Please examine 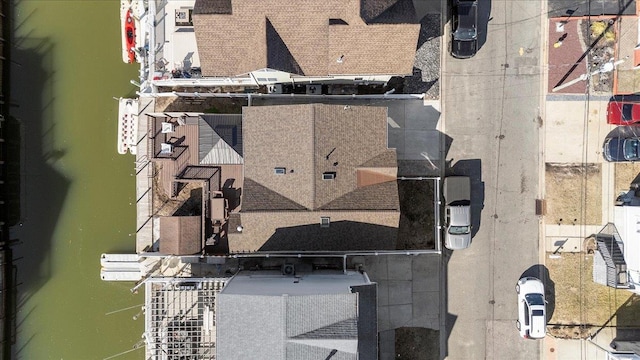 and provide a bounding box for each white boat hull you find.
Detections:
[117,98,139,155]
